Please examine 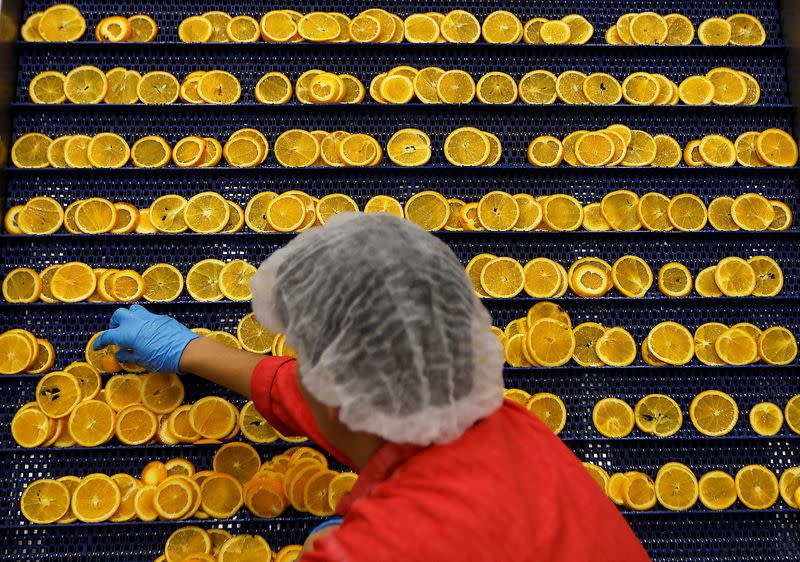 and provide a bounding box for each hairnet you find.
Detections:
[250,212,504,446]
